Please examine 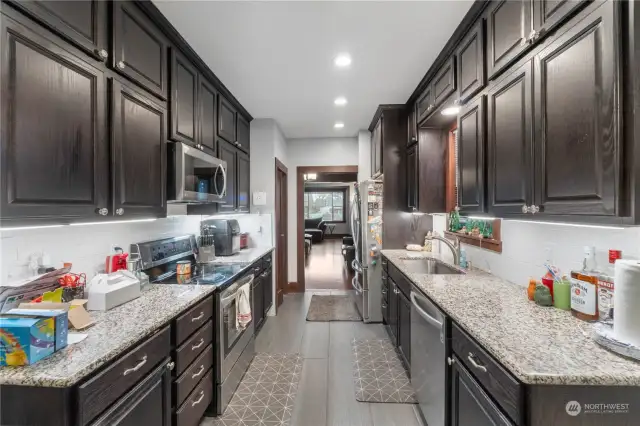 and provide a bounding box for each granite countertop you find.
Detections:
[381,249,640,386]
[0,284,217,387]
[211,246,274,264]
